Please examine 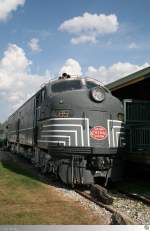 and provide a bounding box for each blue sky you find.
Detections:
[0,0,150,121]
